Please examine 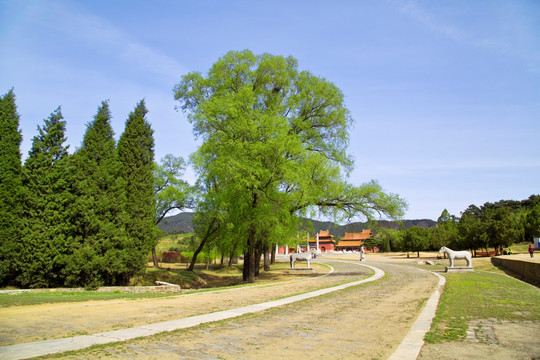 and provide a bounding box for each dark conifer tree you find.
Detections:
[118,100,156,277]
[0,89,23,285]
[18,107,72,287]
[66,101,129,287]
